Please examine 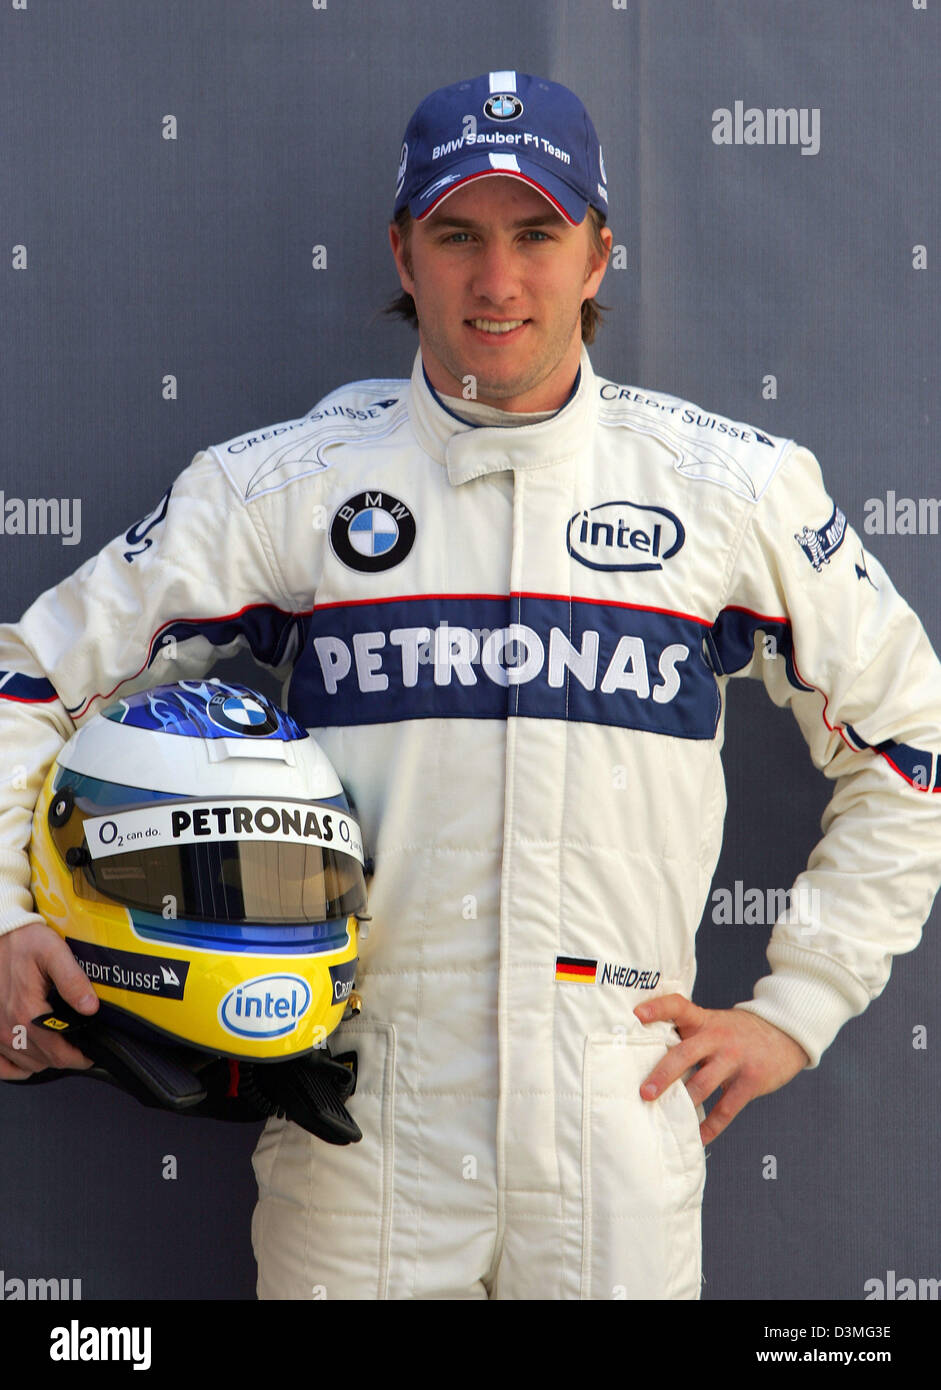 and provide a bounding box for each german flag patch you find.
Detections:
[555,956,598,984]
